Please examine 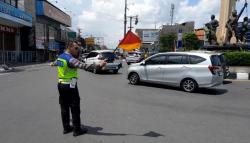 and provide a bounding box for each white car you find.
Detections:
[127,52,224,92]
[126,51,143,65]
[84,50,121,74]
